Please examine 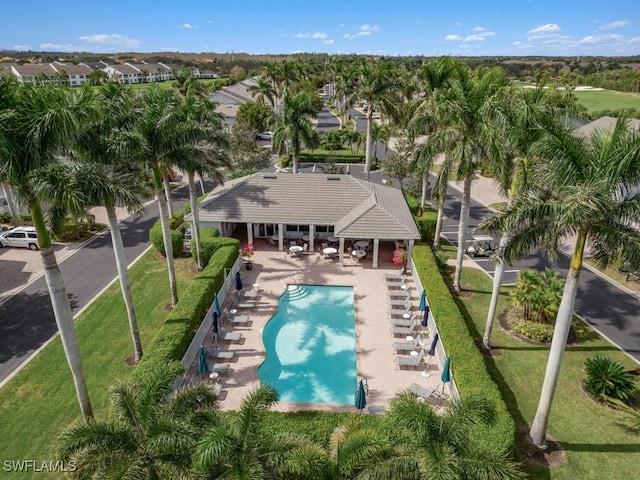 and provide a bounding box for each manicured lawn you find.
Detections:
[452,265,640,480]
[573,89,640,114]
[0,250,196,478]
